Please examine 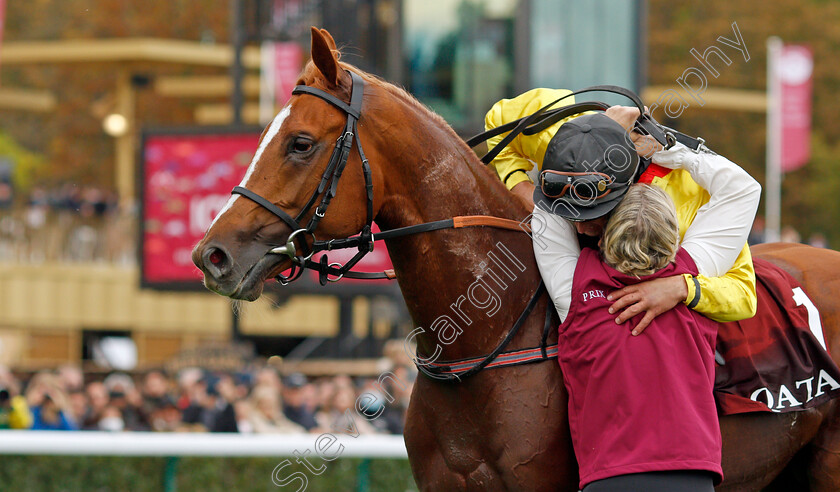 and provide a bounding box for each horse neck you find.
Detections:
[367,98,542,360]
